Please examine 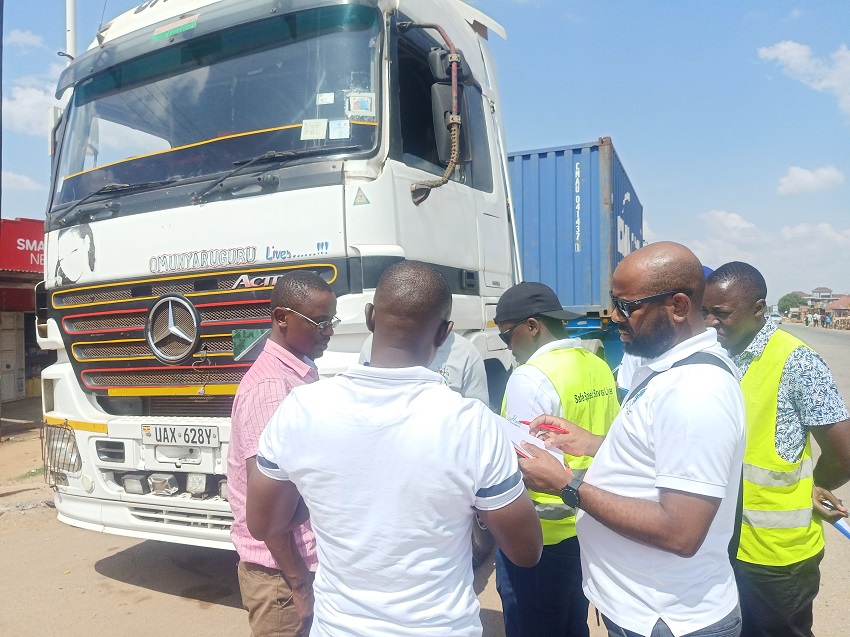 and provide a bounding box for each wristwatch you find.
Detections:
[560,475,583,509]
